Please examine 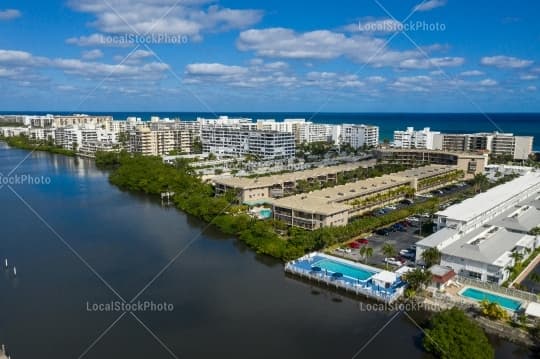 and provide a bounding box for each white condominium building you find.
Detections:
[129,126,193,156]
[393,127,441,149]
[433,132,534,160]
[201,126,295,160]
[256,118,339,144]
[416,171,540,285]
[340,124,379,149]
